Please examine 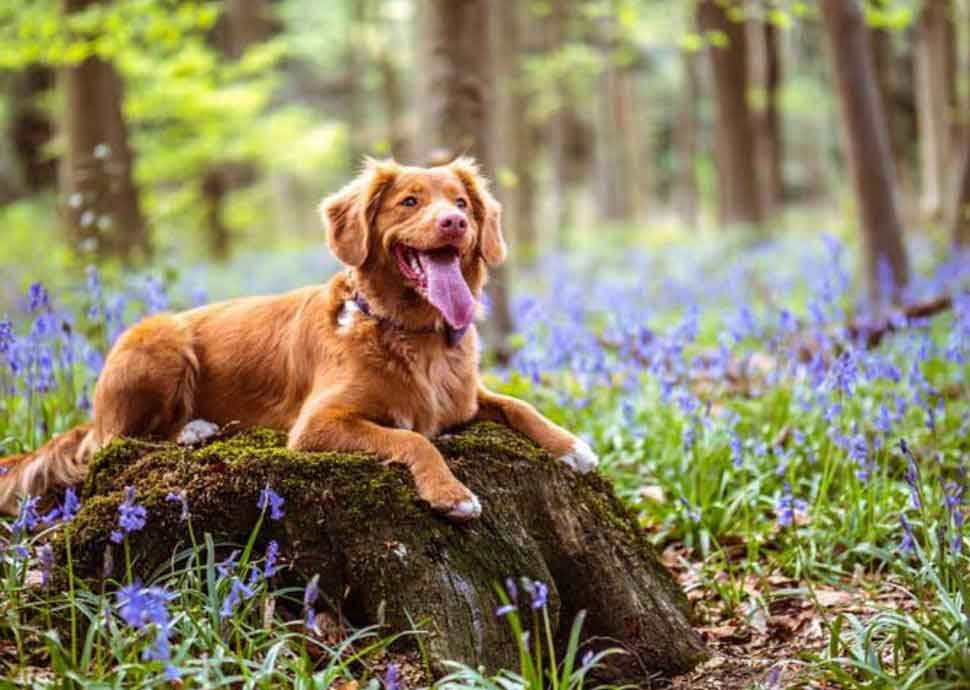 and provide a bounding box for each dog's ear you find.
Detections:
[320,159,398,267]
[450,157,506,266]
